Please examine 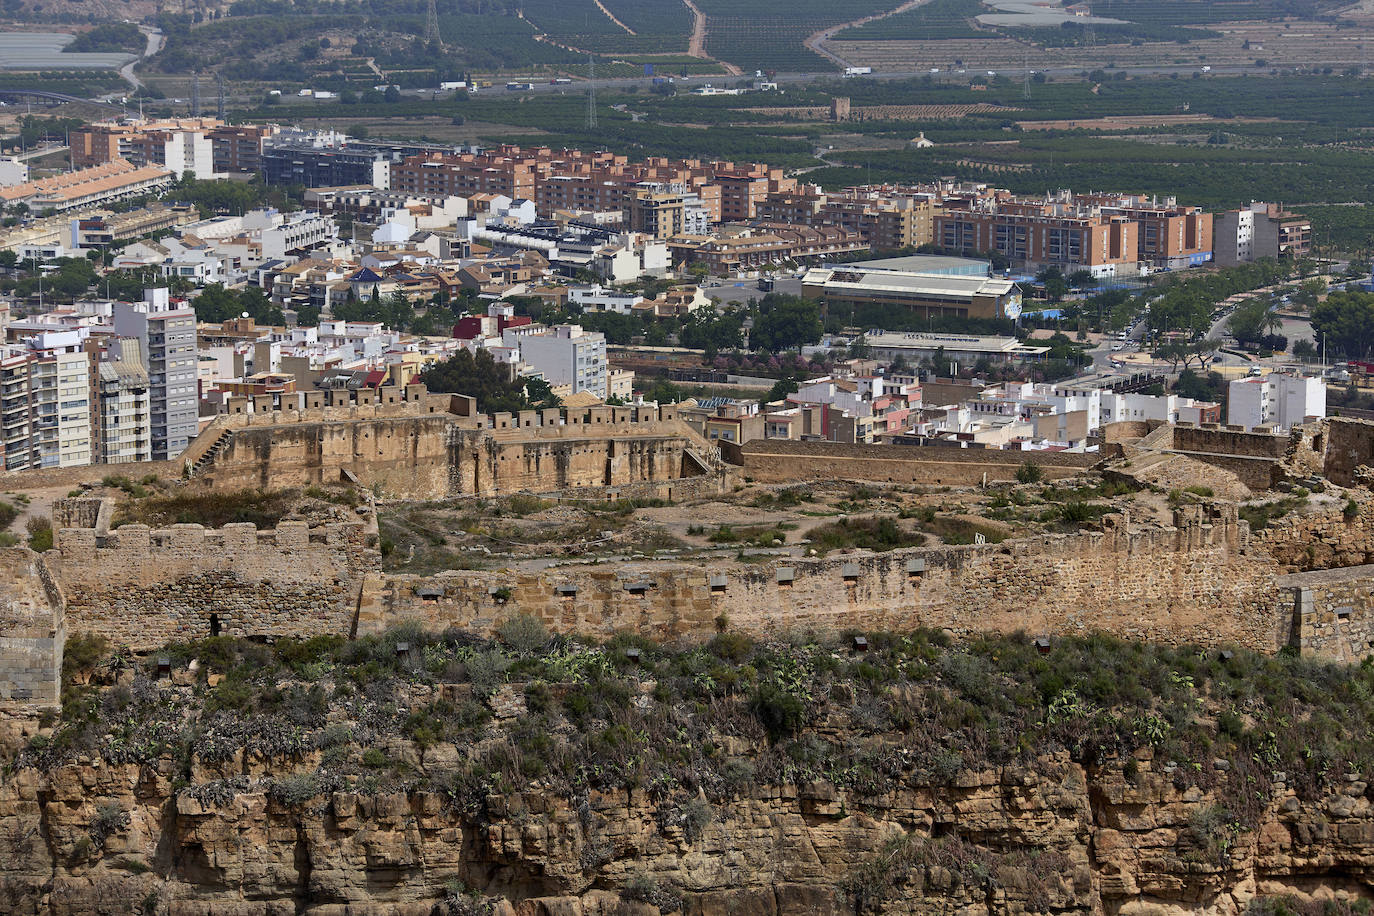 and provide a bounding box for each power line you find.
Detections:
[425,0,444,49]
